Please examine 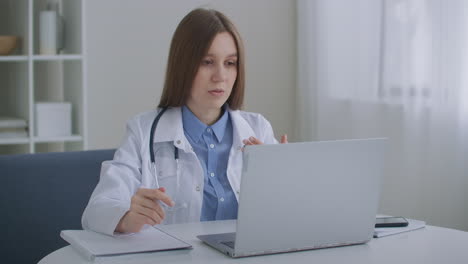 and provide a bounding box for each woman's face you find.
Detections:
[187,32,238,113]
